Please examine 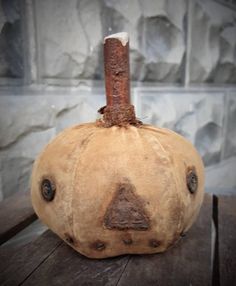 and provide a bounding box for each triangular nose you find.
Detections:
[104,182,150,230]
